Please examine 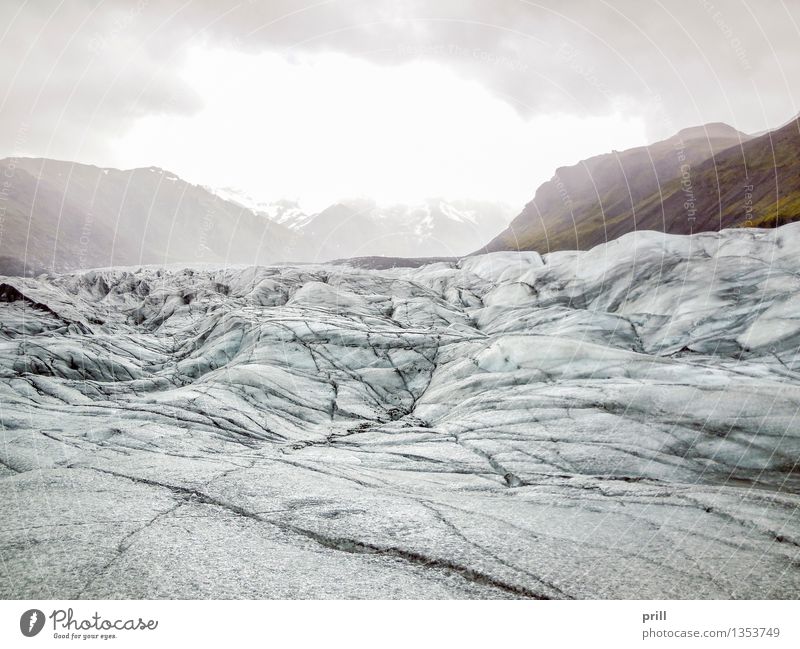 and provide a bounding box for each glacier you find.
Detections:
[1,224,799,599]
